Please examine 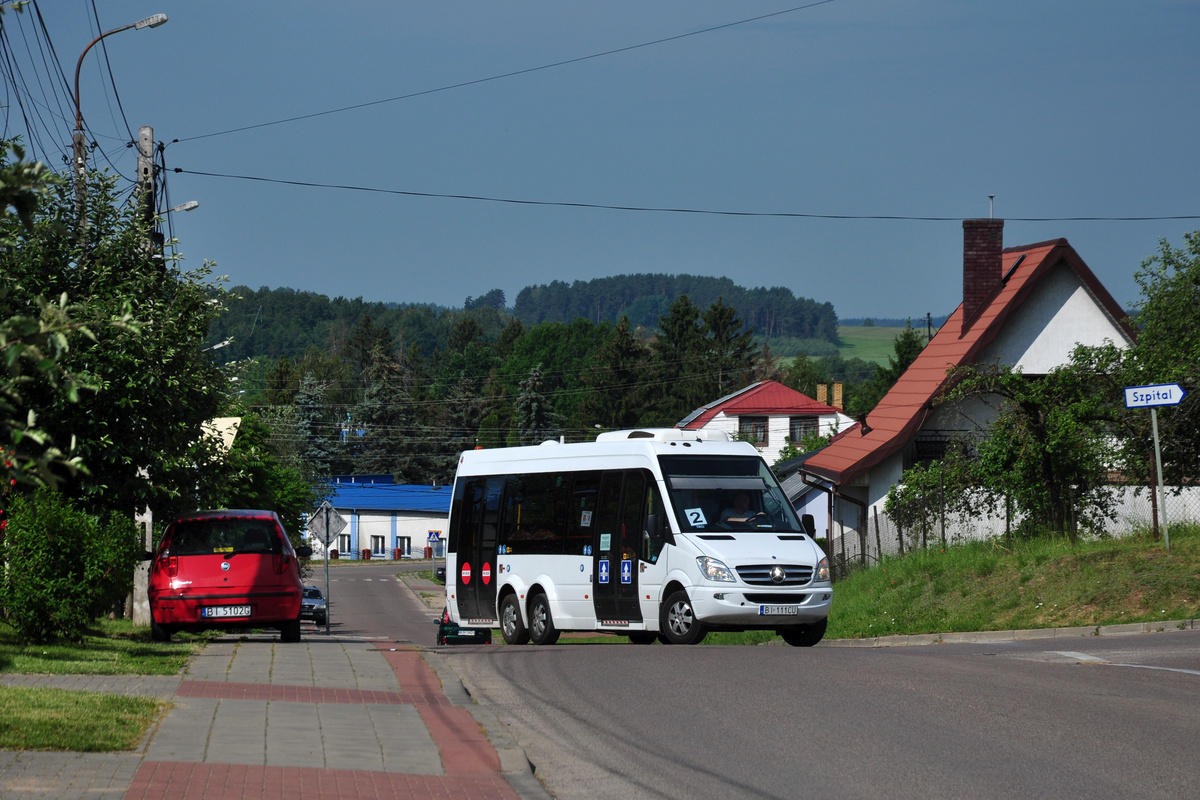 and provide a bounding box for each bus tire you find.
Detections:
[627,632,657,645]
[660,589,707,645]
[528,593,560,646]
[499,593,529,645]
[780,618,827,647]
